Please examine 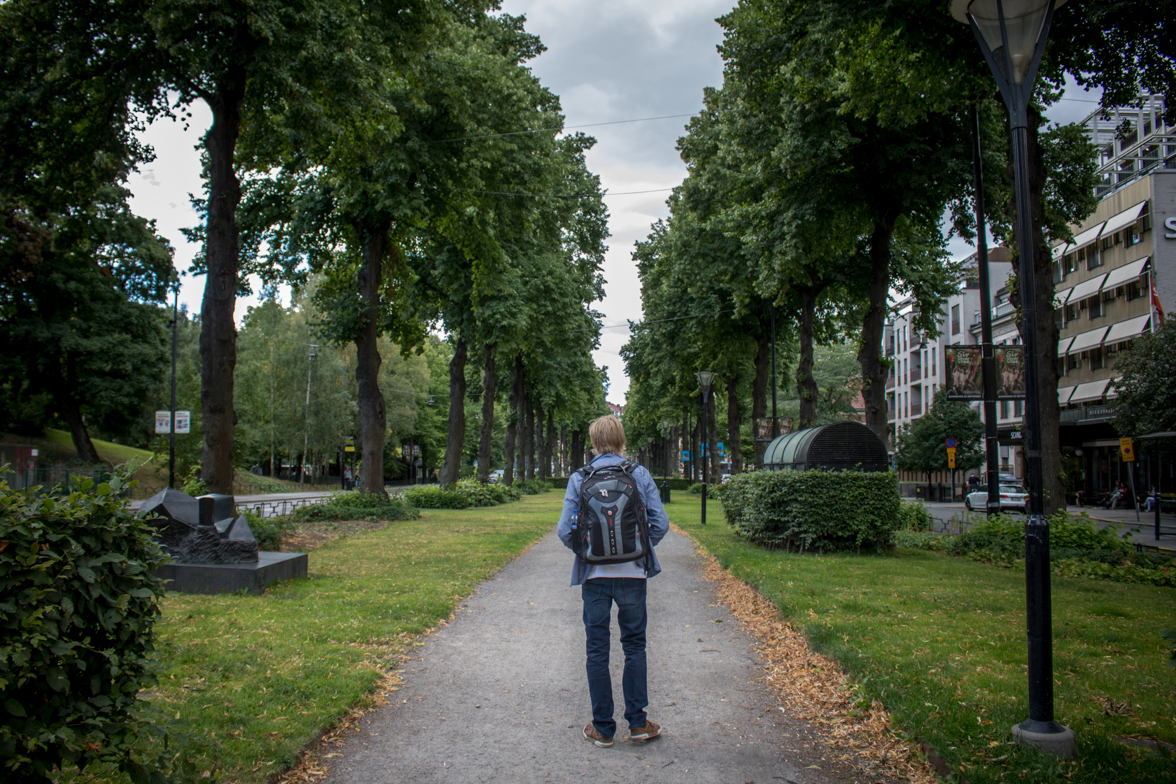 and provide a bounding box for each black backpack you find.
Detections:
[572,461,652,569]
